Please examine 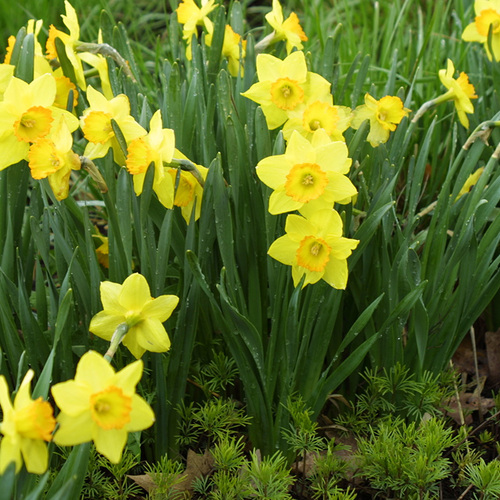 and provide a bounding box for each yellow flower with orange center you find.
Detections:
[28,116,81,200]
[81,86,146,165]
[241,51,330,130]
[51,351,155,464]
[256,130,357,214]
[265,0,308,54]
[46,1,87,89]
[437,59,477,128]
[283,98,352,142]
[462,0,500,61]
[125,109,176,208]
[351,93,410,147]
[0,370,56,474]
[268,209,359,289]
[0,73,79,171]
